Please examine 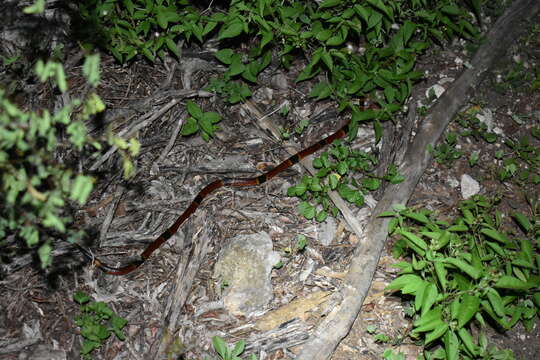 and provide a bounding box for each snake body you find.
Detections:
[82,121,350,275]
